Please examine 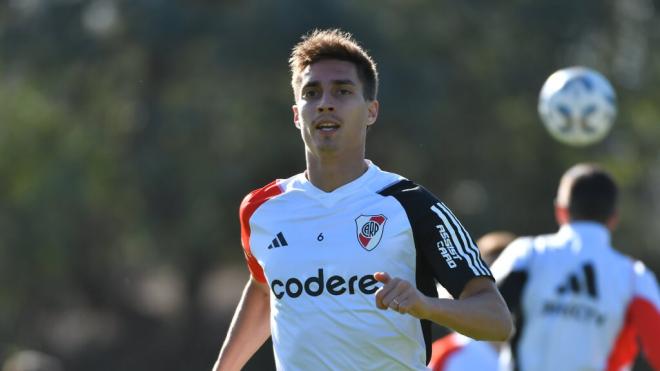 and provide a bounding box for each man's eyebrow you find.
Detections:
[333,79,356,86]
[301,81,320,90]
[301,79,357,90]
